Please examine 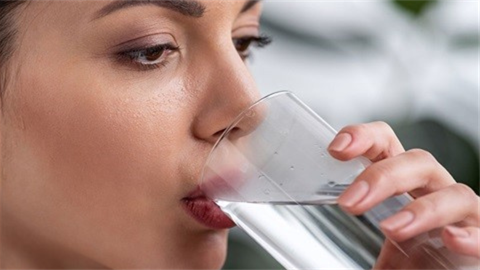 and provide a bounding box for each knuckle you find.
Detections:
[453,183,478,204]
[408,148,437,165]
[358,123,370,132]
[340,123,366,136]
[374,121,396,139]
[407,196,437,216]
[375,121,394,134]
[368,163,394,187]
